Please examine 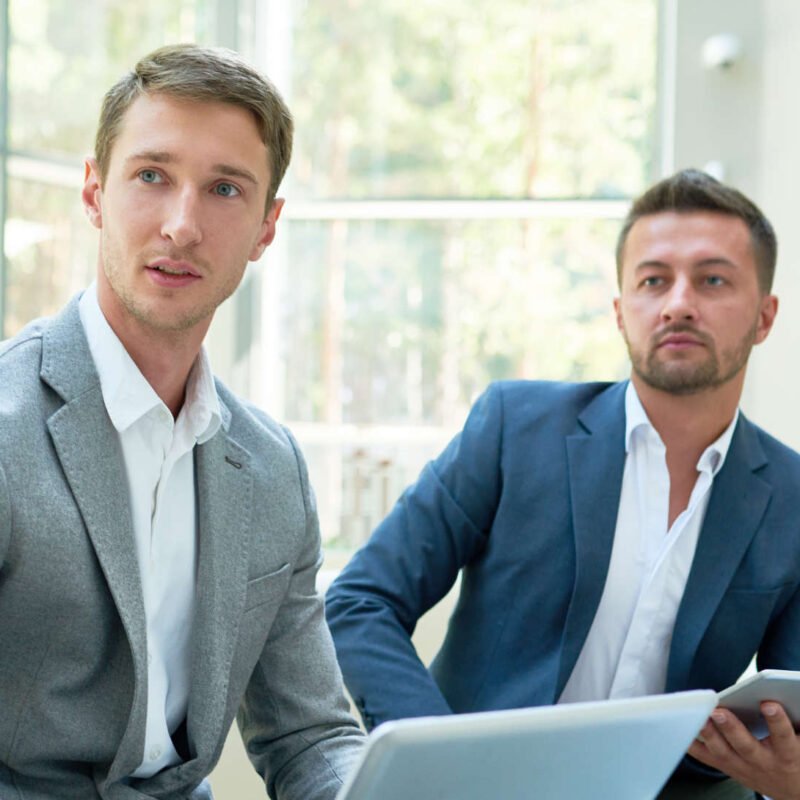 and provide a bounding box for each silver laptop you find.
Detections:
[337,690,717,800]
